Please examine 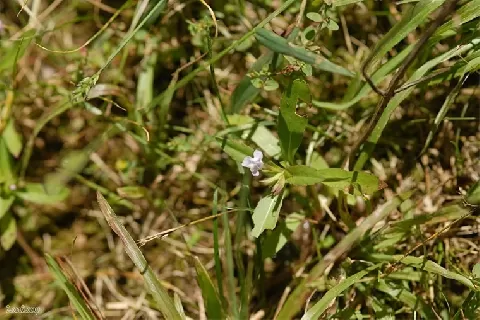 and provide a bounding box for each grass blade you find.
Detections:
[96,192,182,320]
[302,263,383,320]
[376,280,435,318]
[421,74,466,154]
[193,256,226,319]
[45,254,99,319]
[222,205,239,318]
[212,190,225,307]
[354,38,479,170]
[146,0,297,114]
[255,28,354,77]
[365,0,444,71]
[370,254,476,289]
[277,191,413,319]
